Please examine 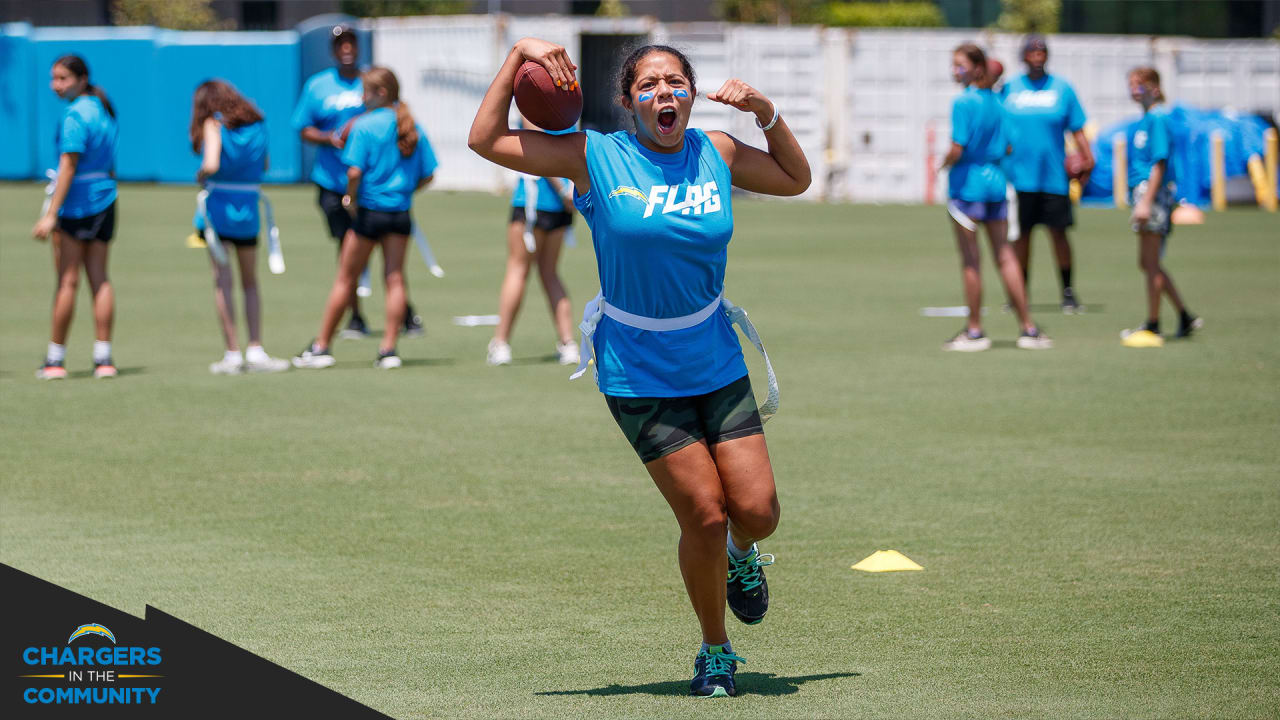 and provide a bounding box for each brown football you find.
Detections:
[1065,152,1089,180]
[513,61,582,132]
